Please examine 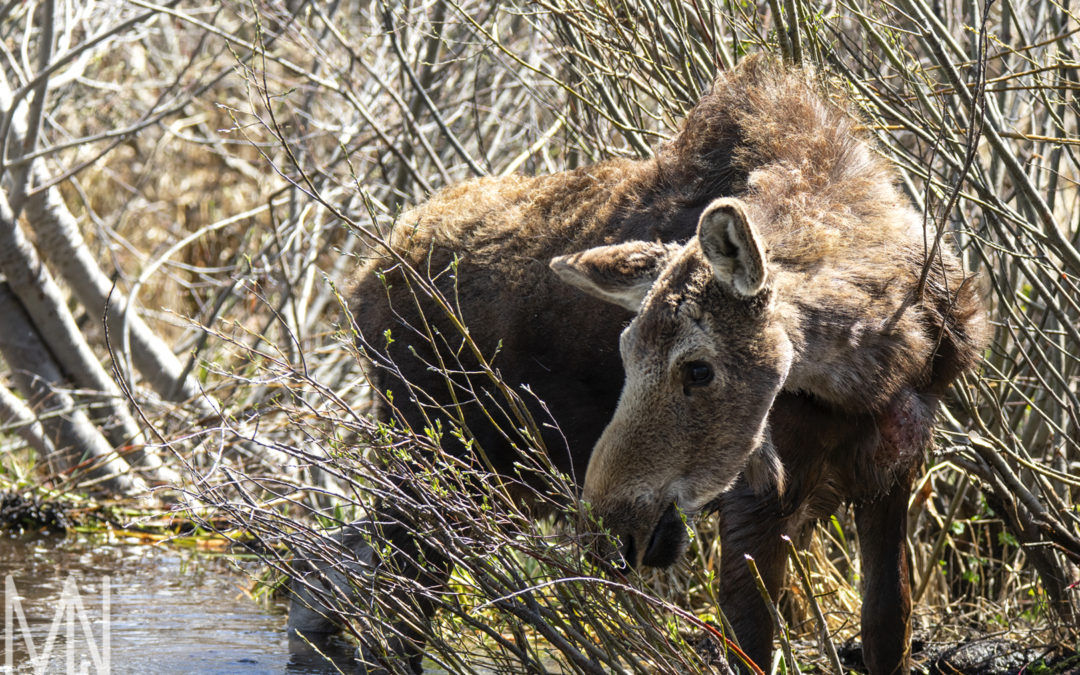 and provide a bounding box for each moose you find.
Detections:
[289,56,985,675]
